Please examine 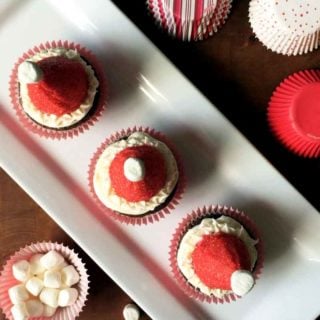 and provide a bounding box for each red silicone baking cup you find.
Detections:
[9,40,107,140]
[0,242,89,320]
[169,205,264,303]
[147,0,232,41]
[88,126,186,225]
[268,69,320,158]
